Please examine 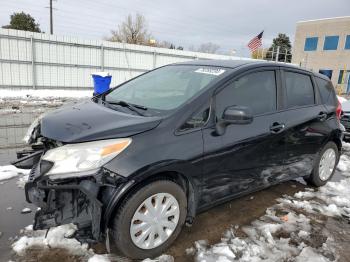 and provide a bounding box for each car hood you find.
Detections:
[40,100,162,143]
